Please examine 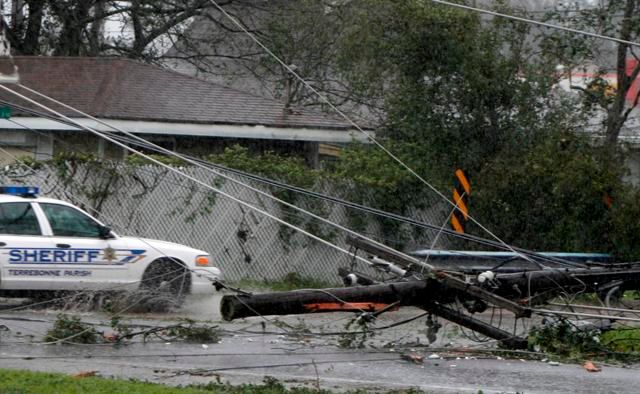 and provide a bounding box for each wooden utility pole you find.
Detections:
[220,263,640,349]
[221,279,529,349]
